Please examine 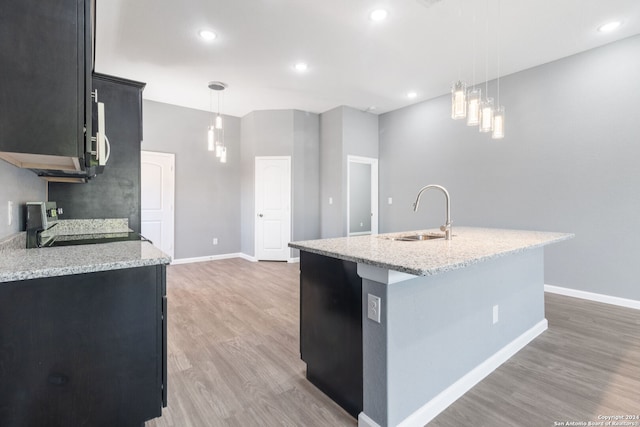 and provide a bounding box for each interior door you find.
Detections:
[347,156,379,236]
[141,151,175,260]
[255,156,291,261]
